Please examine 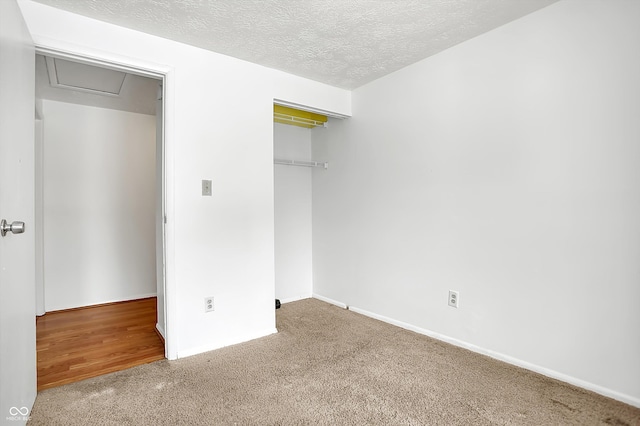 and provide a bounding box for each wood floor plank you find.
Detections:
[37,297,165,391]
